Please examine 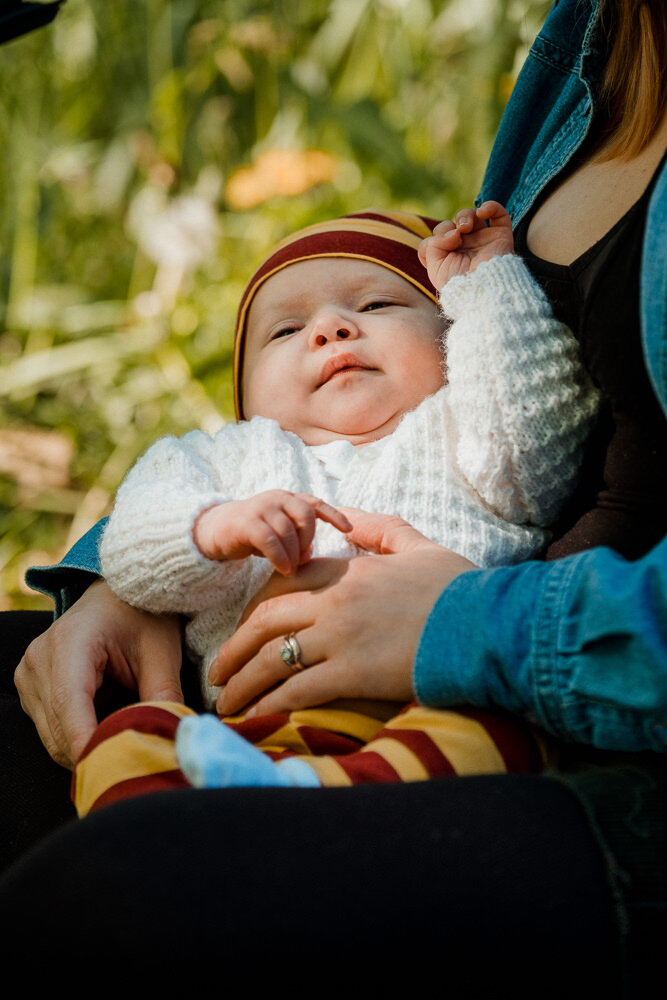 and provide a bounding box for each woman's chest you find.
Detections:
[526,112,667,265]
